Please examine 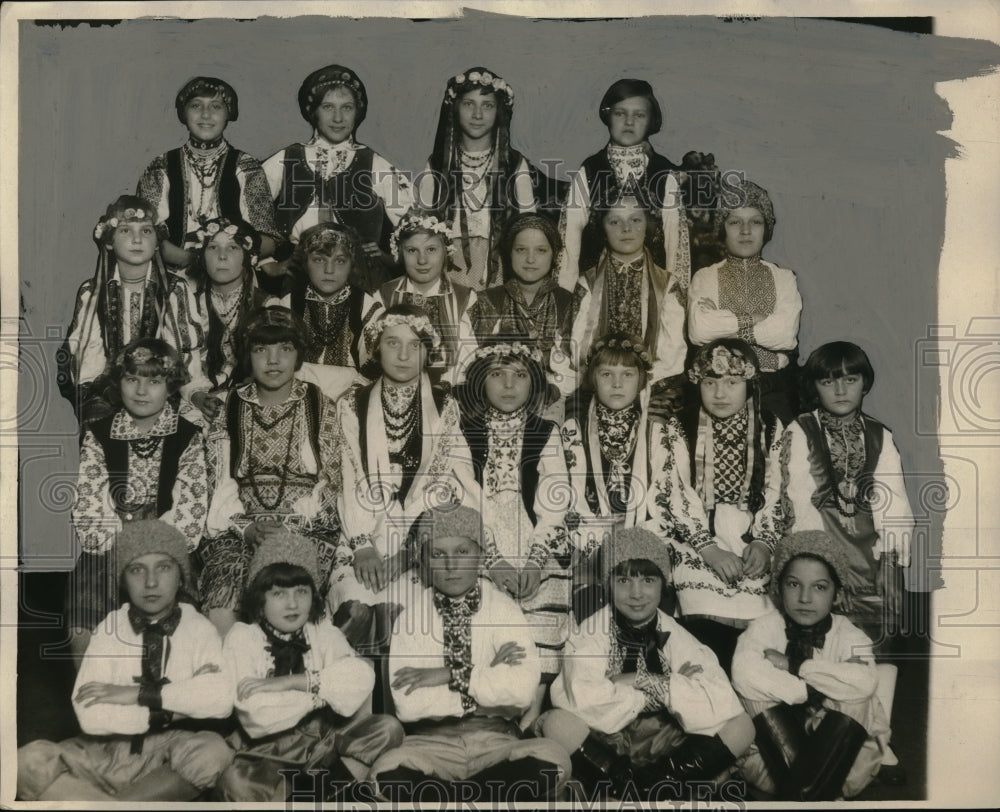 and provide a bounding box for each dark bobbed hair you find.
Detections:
[175,76,238,123]
[777,552,843,595]
[109,337,190,395]
[242,562,324,625]
[800,341,875,410]
[598,78,663,137]
[290,222,369,291]
[498,213,563,283]
[358,303,436,380]
[459,348,549,419]
[585,338,650,394]
[238,306,308,373]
